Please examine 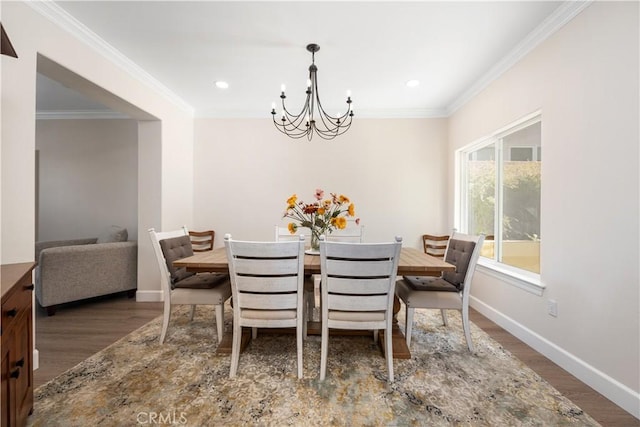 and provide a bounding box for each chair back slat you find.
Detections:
[325,258,396,278]
[328,294,388,311]
[325,277,390,294]
[230,240,302,257]
[239,292,298,310]
[233,257,301,276]
[234,275,299,293]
